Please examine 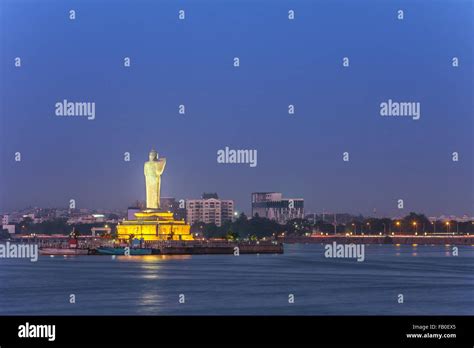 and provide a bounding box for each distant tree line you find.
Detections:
[192,212,474,240]
[191,213,283,240]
